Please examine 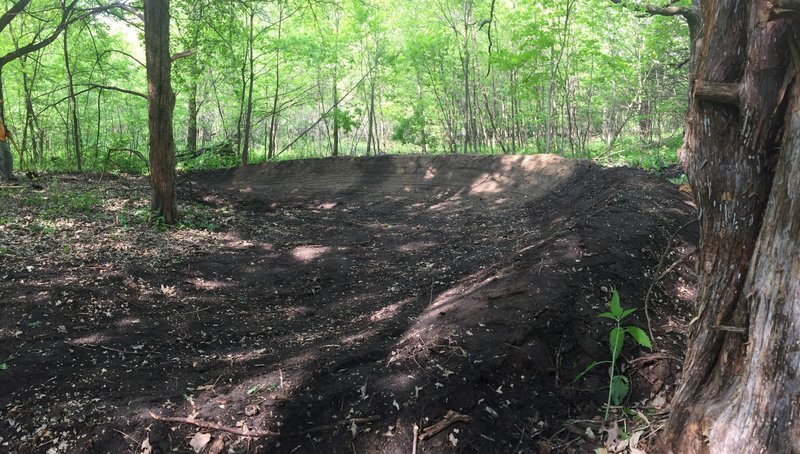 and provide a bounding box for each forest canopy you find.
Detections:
[0,0,690,174]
